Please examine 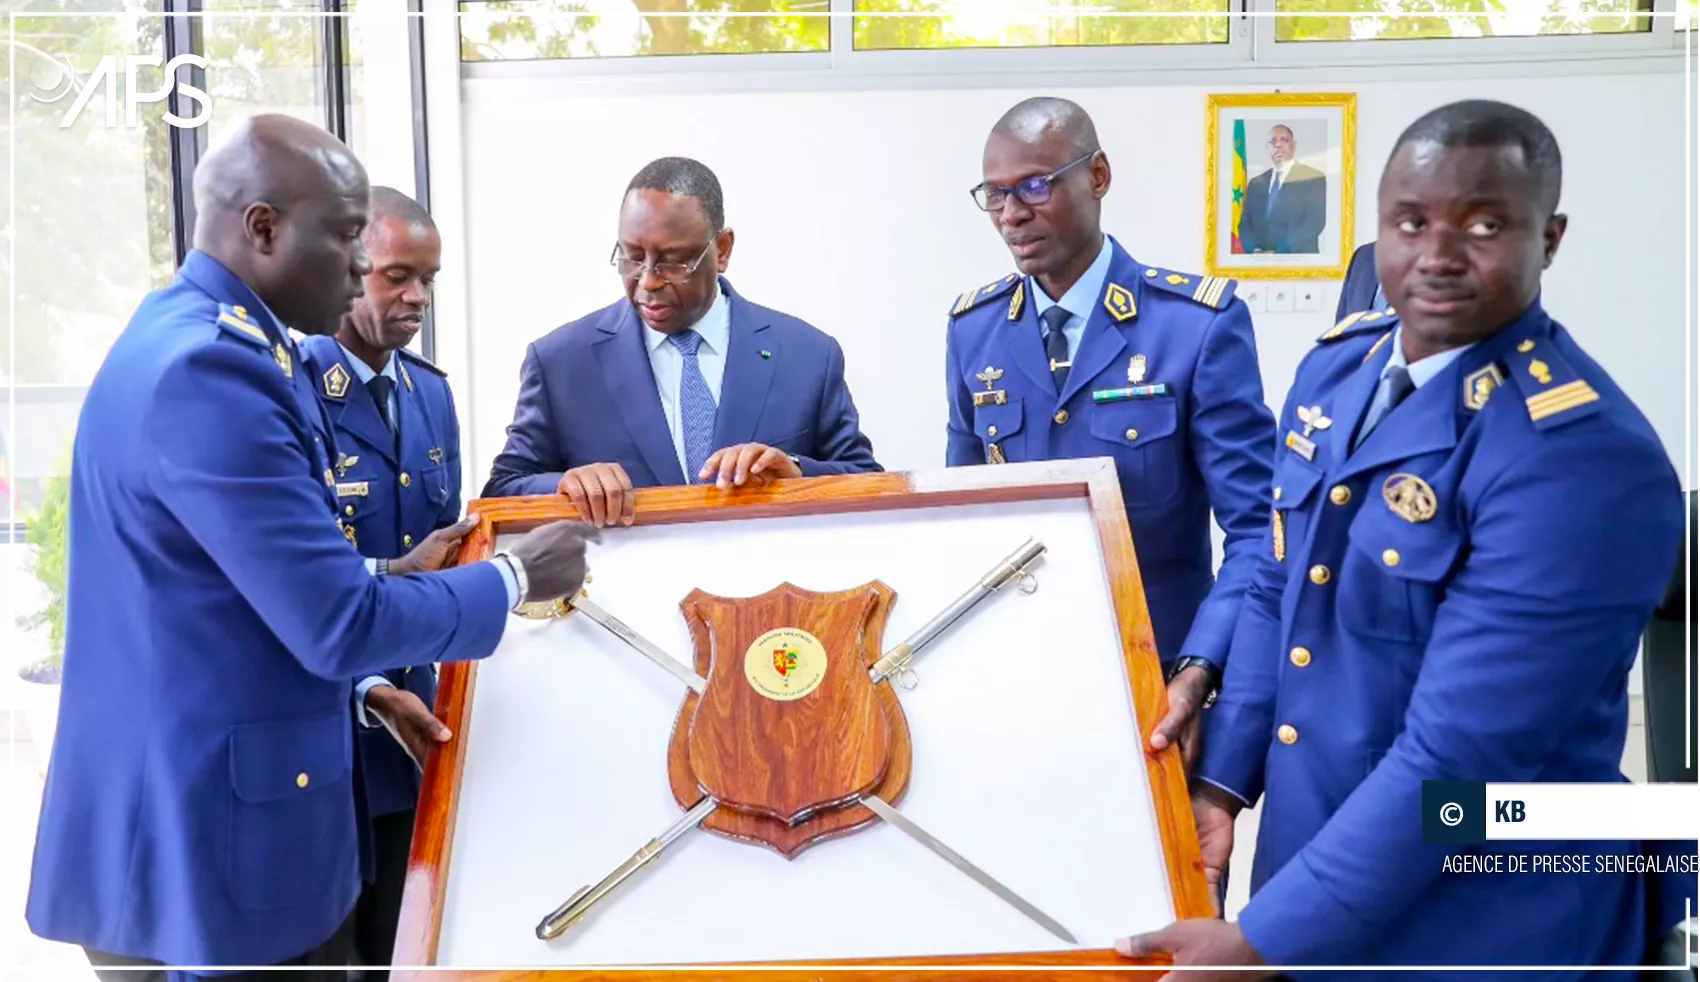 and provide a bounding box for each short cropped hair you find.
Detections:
[368,186,433,230]
[1391,100,1562,215]
[626,156,725,231]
